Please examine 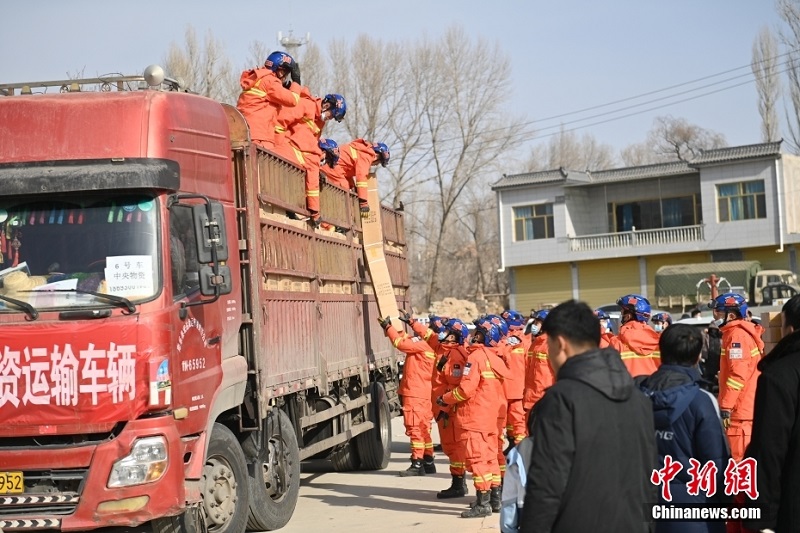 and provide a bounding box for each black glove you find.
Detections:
[290,61,301,85]
[436,396,448,408]
[360,204,370,218]
[435,410,449,422]
[399,310,413,324]
[436,354,449,372]
[721,410,731,430]
[377,316,392,331]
